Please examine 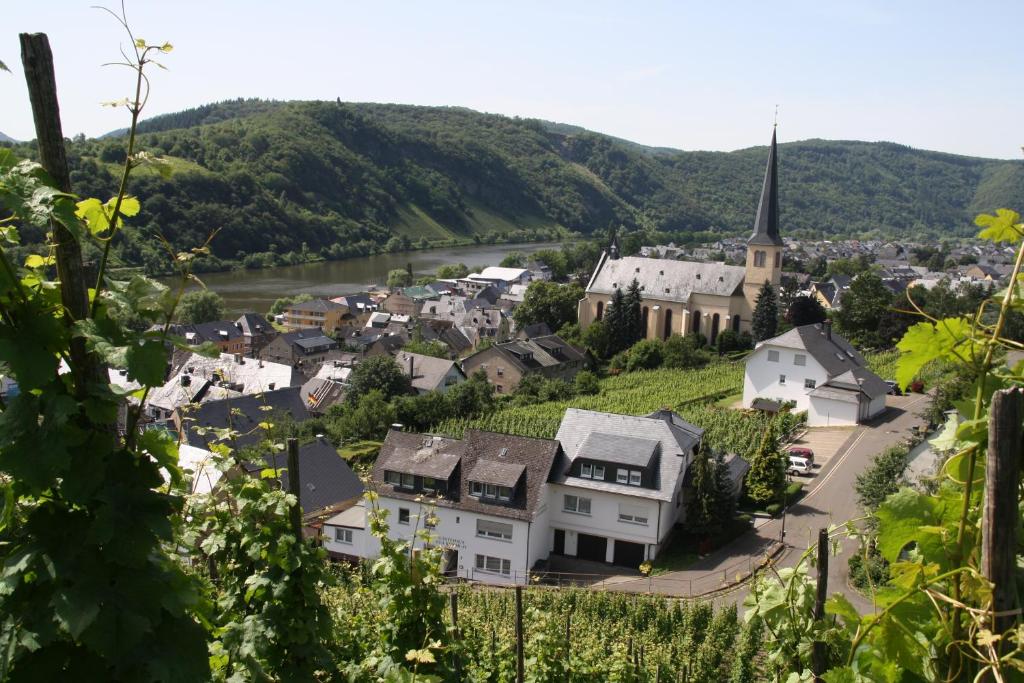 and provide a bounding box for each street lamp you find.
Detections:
[780,472,792,545]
